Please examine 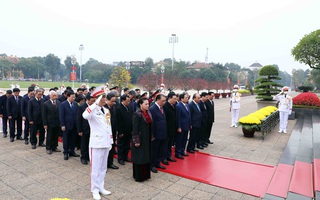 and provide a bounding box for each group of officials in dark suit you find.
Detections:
[0,86,215,177]
[146,91,215,173]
